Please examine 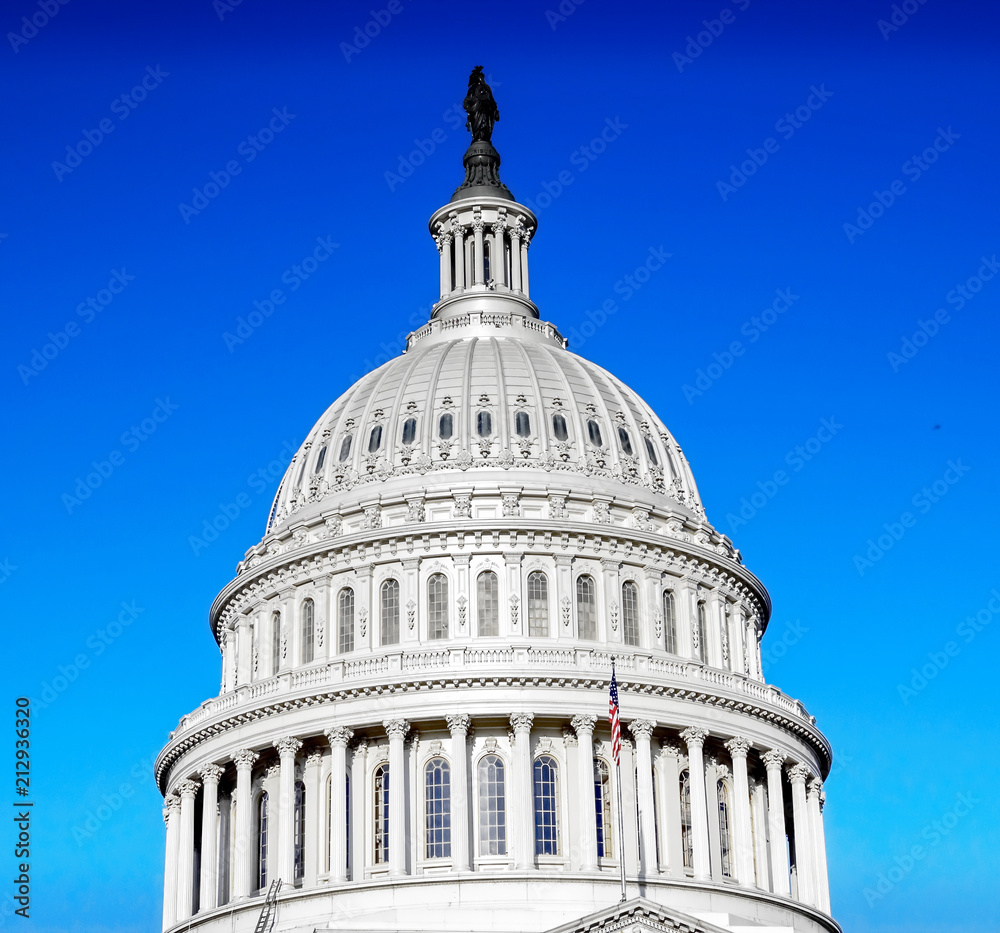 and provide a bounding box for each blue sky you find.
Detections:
[2,0,997,930]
